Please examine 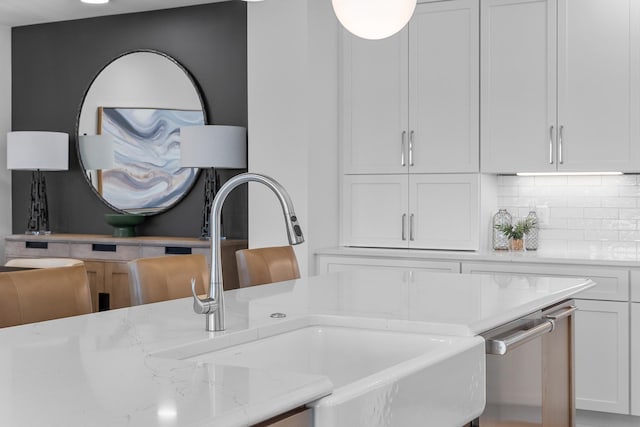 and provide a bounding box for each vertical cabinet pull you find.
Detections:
[409,214,415,241]
[558,125,564,164]
[401,131,407,167]
[549,125,554,164]
[402,214,407,240]
[409,131,415,166]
